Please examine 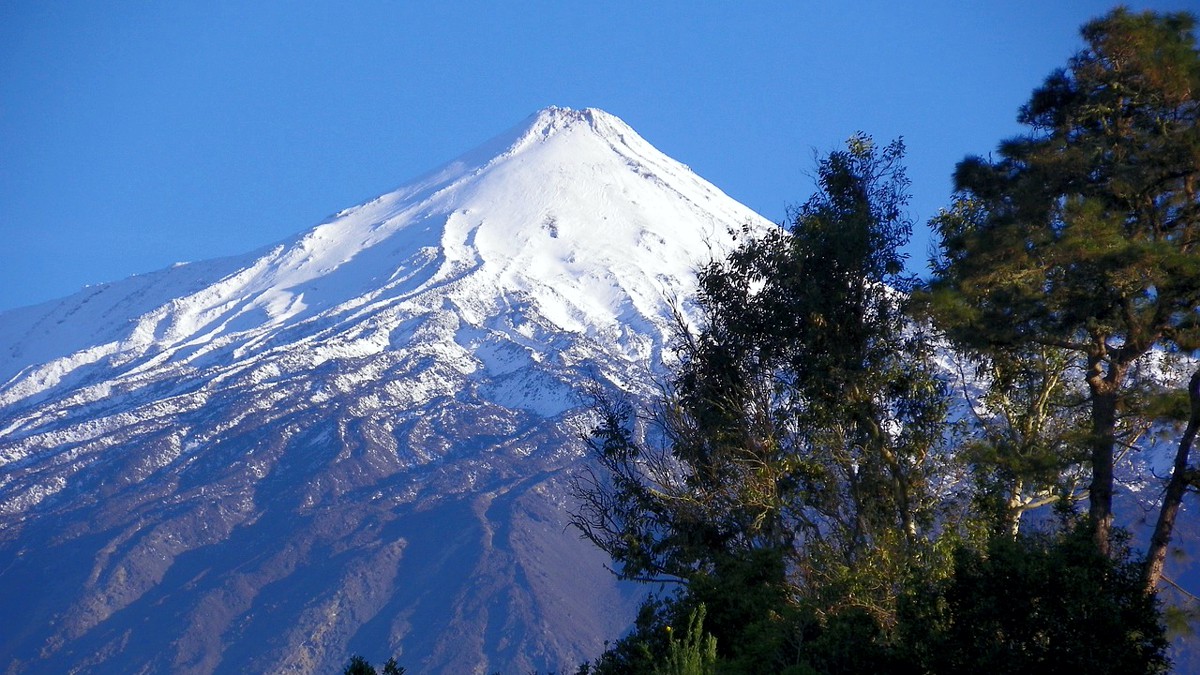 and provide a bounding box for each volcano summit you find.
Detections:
[0,108,771,673]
